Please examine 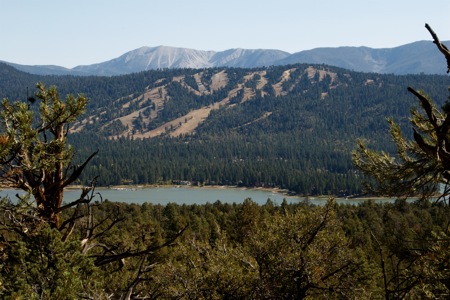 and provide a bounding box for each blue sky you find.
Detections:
[1,0,449,68]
